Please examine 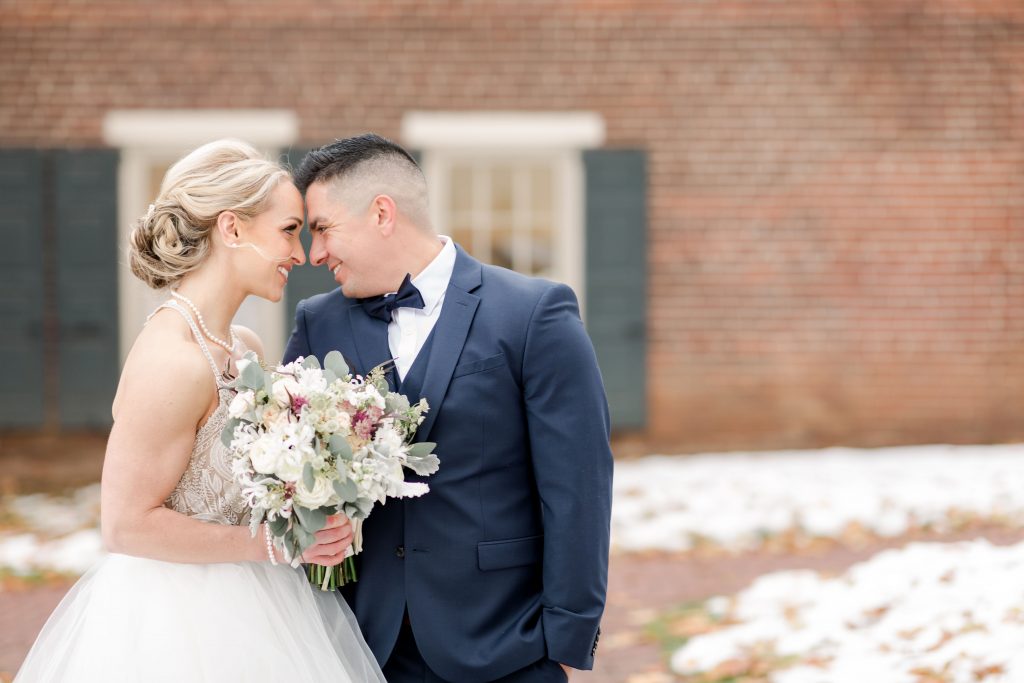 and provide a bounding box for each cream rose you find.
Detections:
[295,474,336,509]
[228,392,255,419]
